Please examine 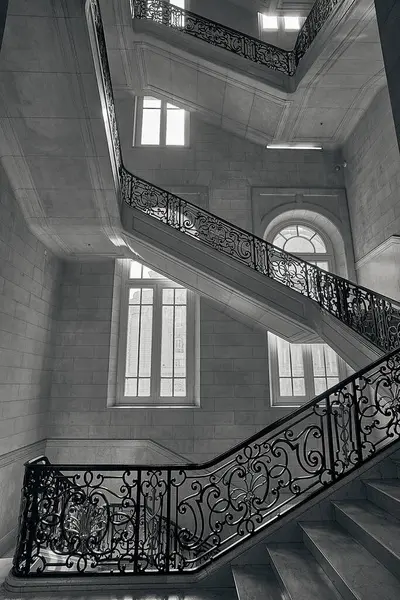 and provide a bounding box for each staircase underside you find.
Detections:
[106,0,386,147]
